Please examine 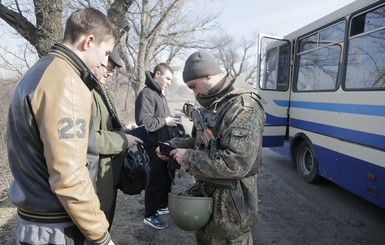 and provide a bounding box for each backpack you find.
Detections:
[117,144,150,195]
